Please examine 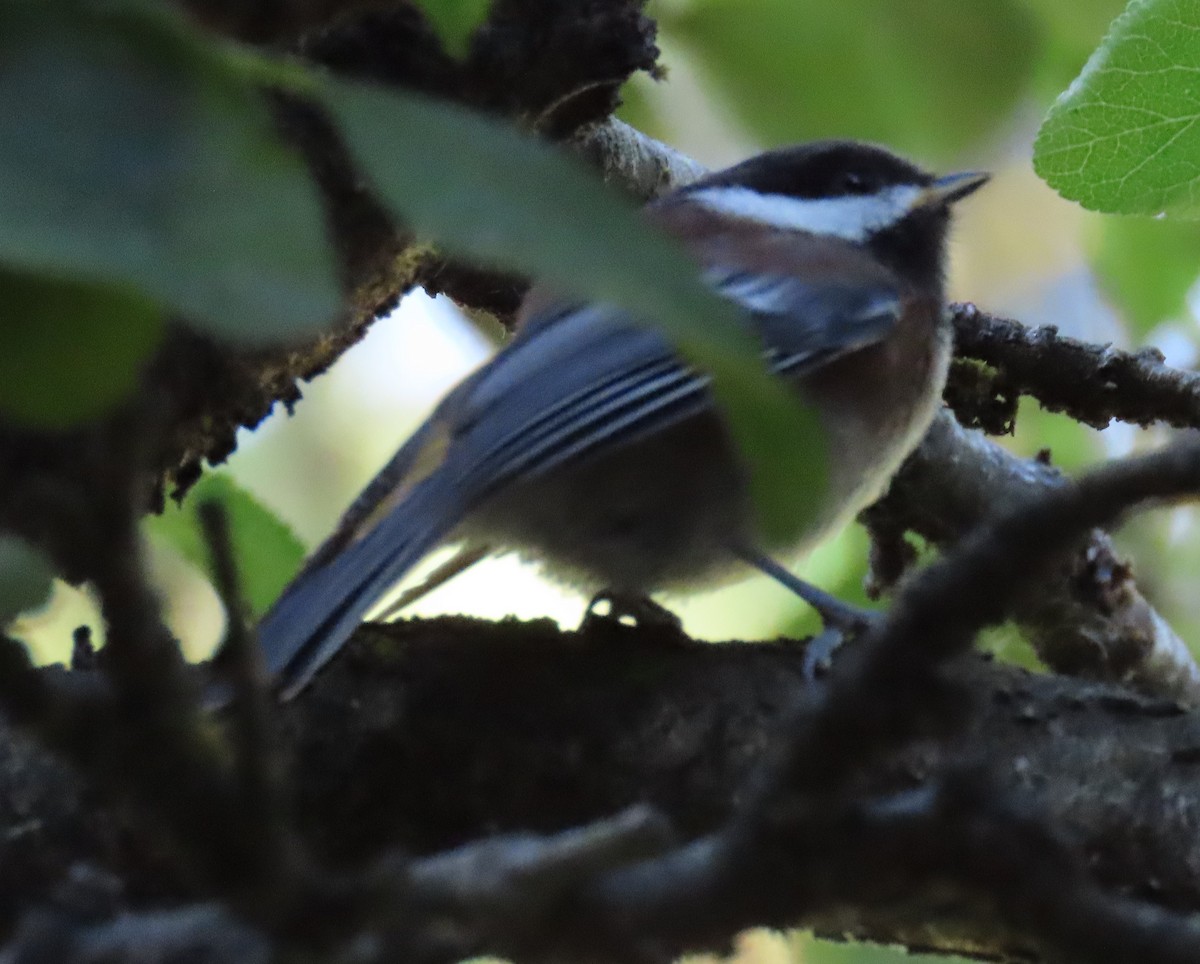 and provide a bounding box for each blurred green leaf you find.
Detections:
[778,526,873,640]
[1034,0,1200,218]
[663,0,1037,161]
[320,78,827,542]
[1115,506,1200,661]
[1009,396,1100,471]
[0,536,54,629]
[1089,216,1200,338]
[414,0,490,56]
[978,622,1045,671]
[0,268,163,427]
[614,73,666,143]
[1018,0,1128,97]
[146,474,305,618]
[0,0,339,343]
[798,931,971,962]
[1018,0,1129,42]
